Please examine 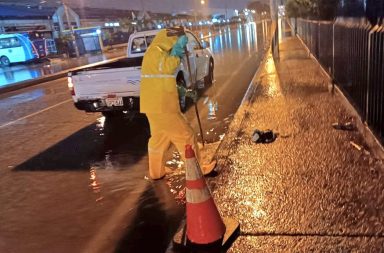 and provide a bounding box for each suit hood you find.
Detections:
[150,29,178,51]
